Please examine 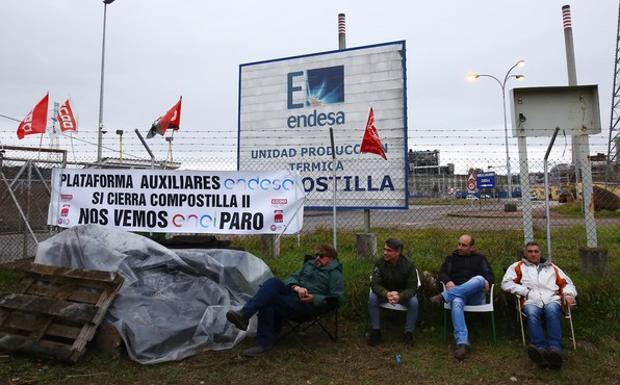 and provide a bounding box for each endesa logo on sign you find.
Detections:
[286,65,345,129]
[223,177,294,191]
